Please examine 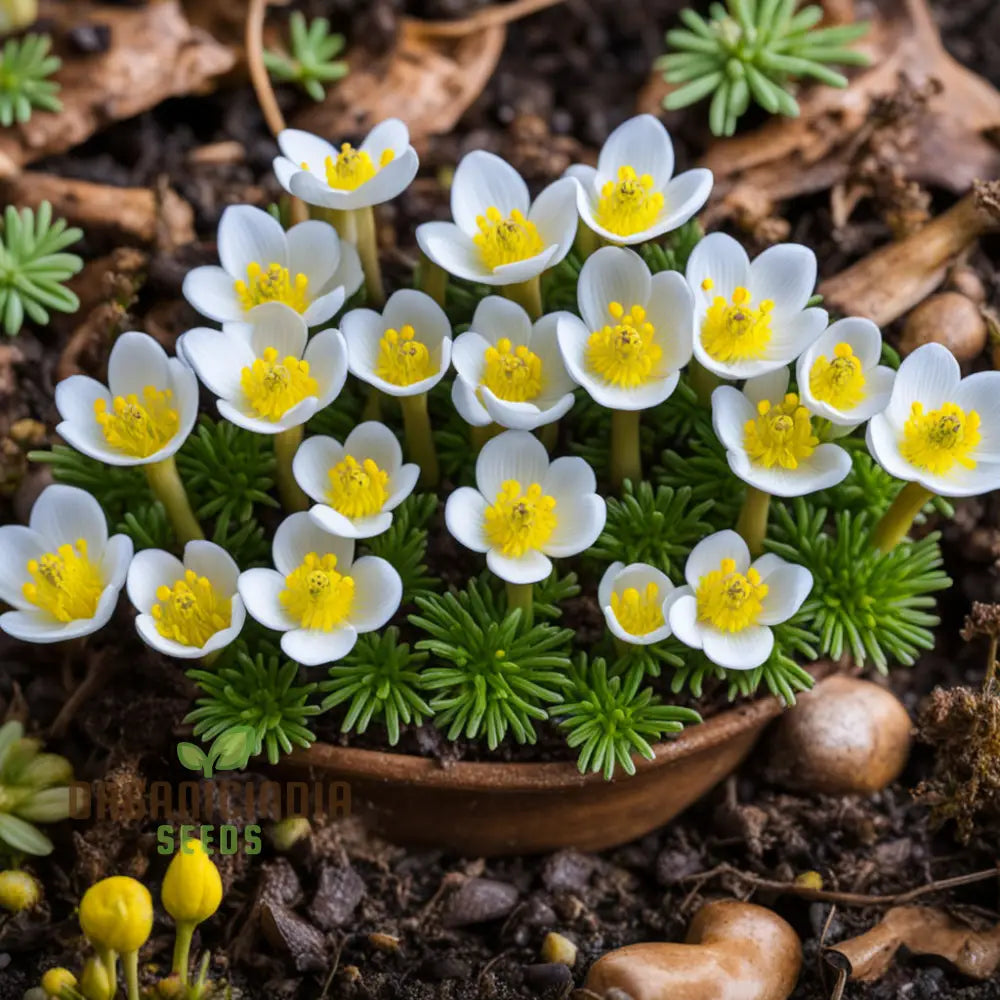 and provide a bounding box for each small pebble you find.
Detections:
[442,877,519,927]
[541,850,596,894]
[421,956,472,980]
[68,22,112,54]
[541,931,577,966]
[308,862,365,930]
[523,962,573,992]
[368,932,400,952]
